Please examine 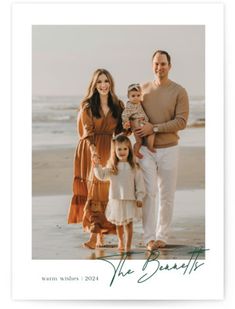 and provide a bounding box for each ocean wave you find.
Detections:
[32,115,76,122]
[187,118,205,128]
